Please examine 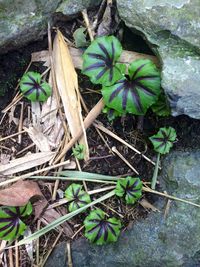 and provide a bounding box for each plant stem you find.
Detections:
[151,152,160,189]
